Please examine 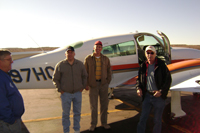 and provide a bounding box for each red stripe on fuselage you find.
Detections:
[111,59,194,71]
[111,63,140,71]
[171,59,190,64]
